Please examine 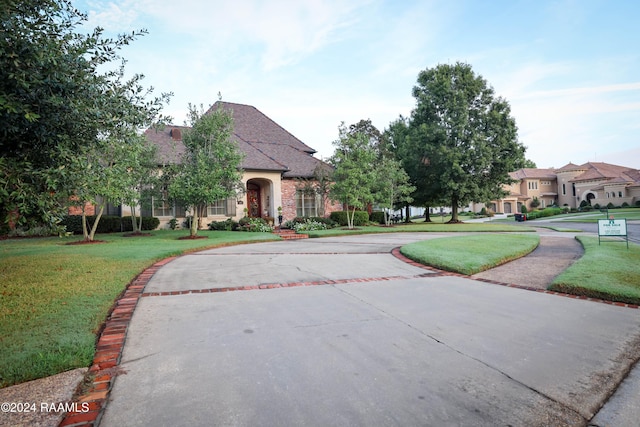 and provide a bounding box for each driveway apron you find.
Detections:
[100,233,640,427]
